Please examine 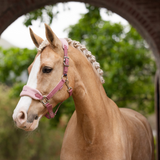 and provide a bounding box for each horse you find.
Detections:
[12,24,154,160]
